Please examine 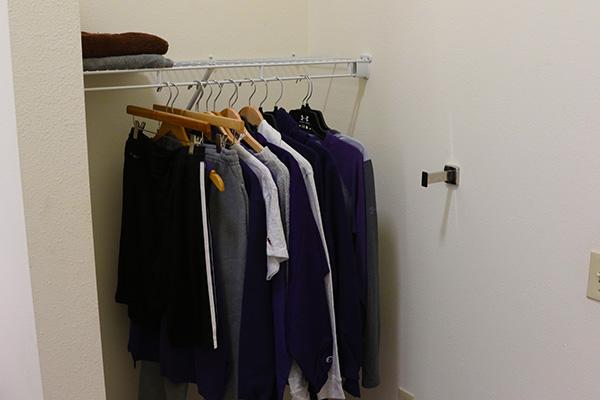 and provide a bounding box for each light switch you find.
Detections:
[587,252,600,302]
[398,387,415,400]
